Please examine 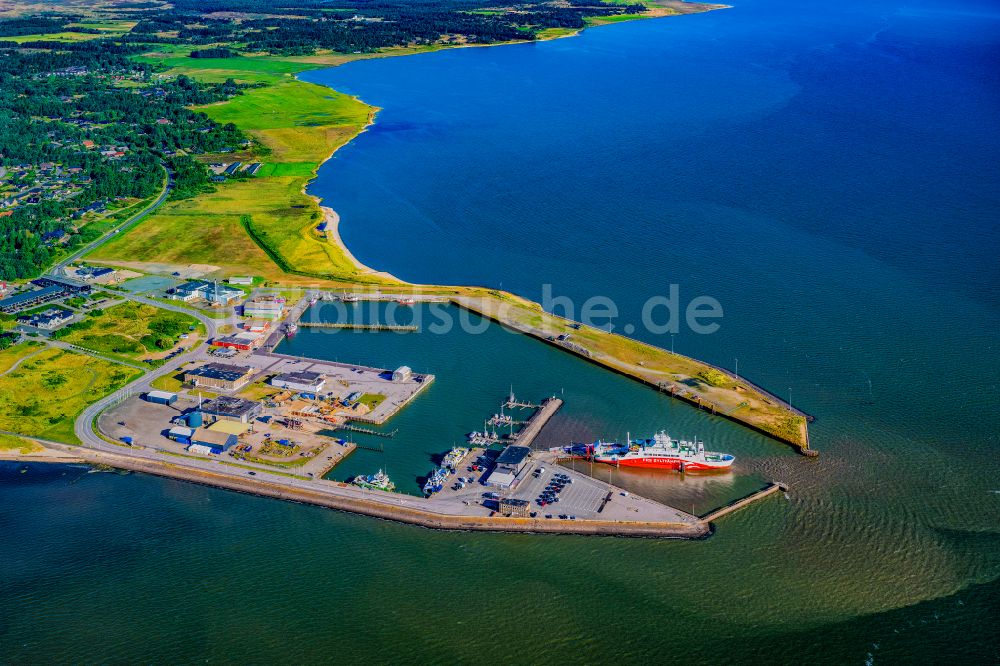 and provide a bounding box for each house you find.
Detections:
[243,296,285,320]
[184,363,255,391]
[200,396,262,424]
[244,319,269,333]
[17,307,73,330]
[0,277,89,314]
[271,371,326,393]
